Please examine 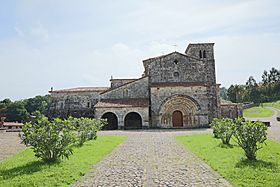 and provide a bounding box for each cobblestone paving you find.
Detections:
[0,132,25,161]
[245,107,280,143]
[73,129,231,187]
